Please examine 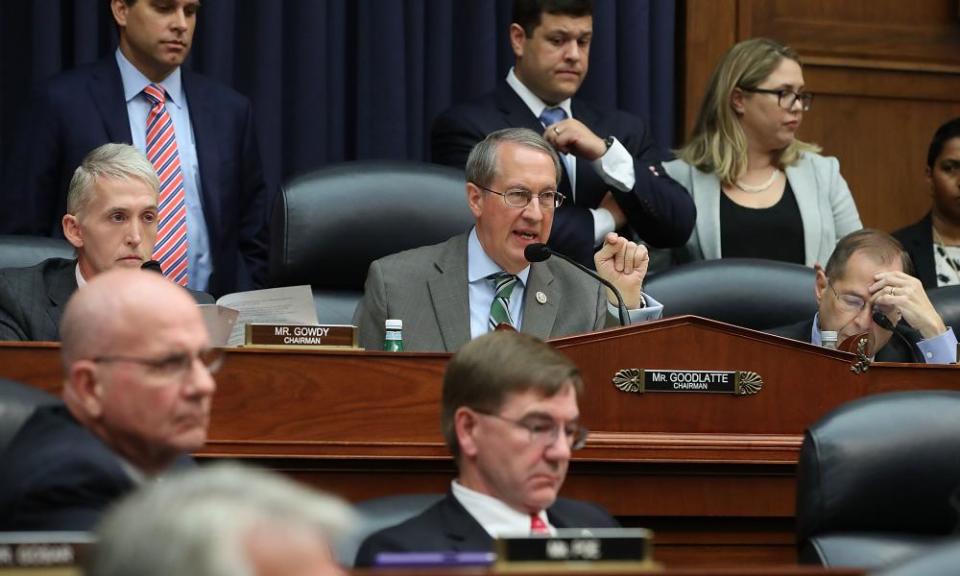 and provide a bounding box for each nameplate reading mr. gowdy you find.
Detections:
[613,369,762,396]
[245,324,358,349]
